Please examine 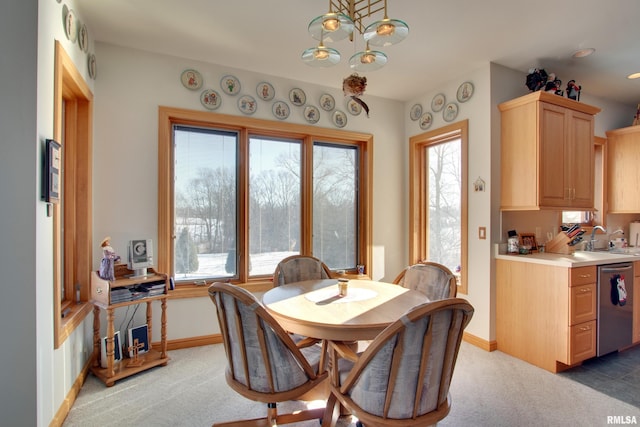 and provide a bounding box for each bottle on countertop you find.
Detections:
[507,230,519,254]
